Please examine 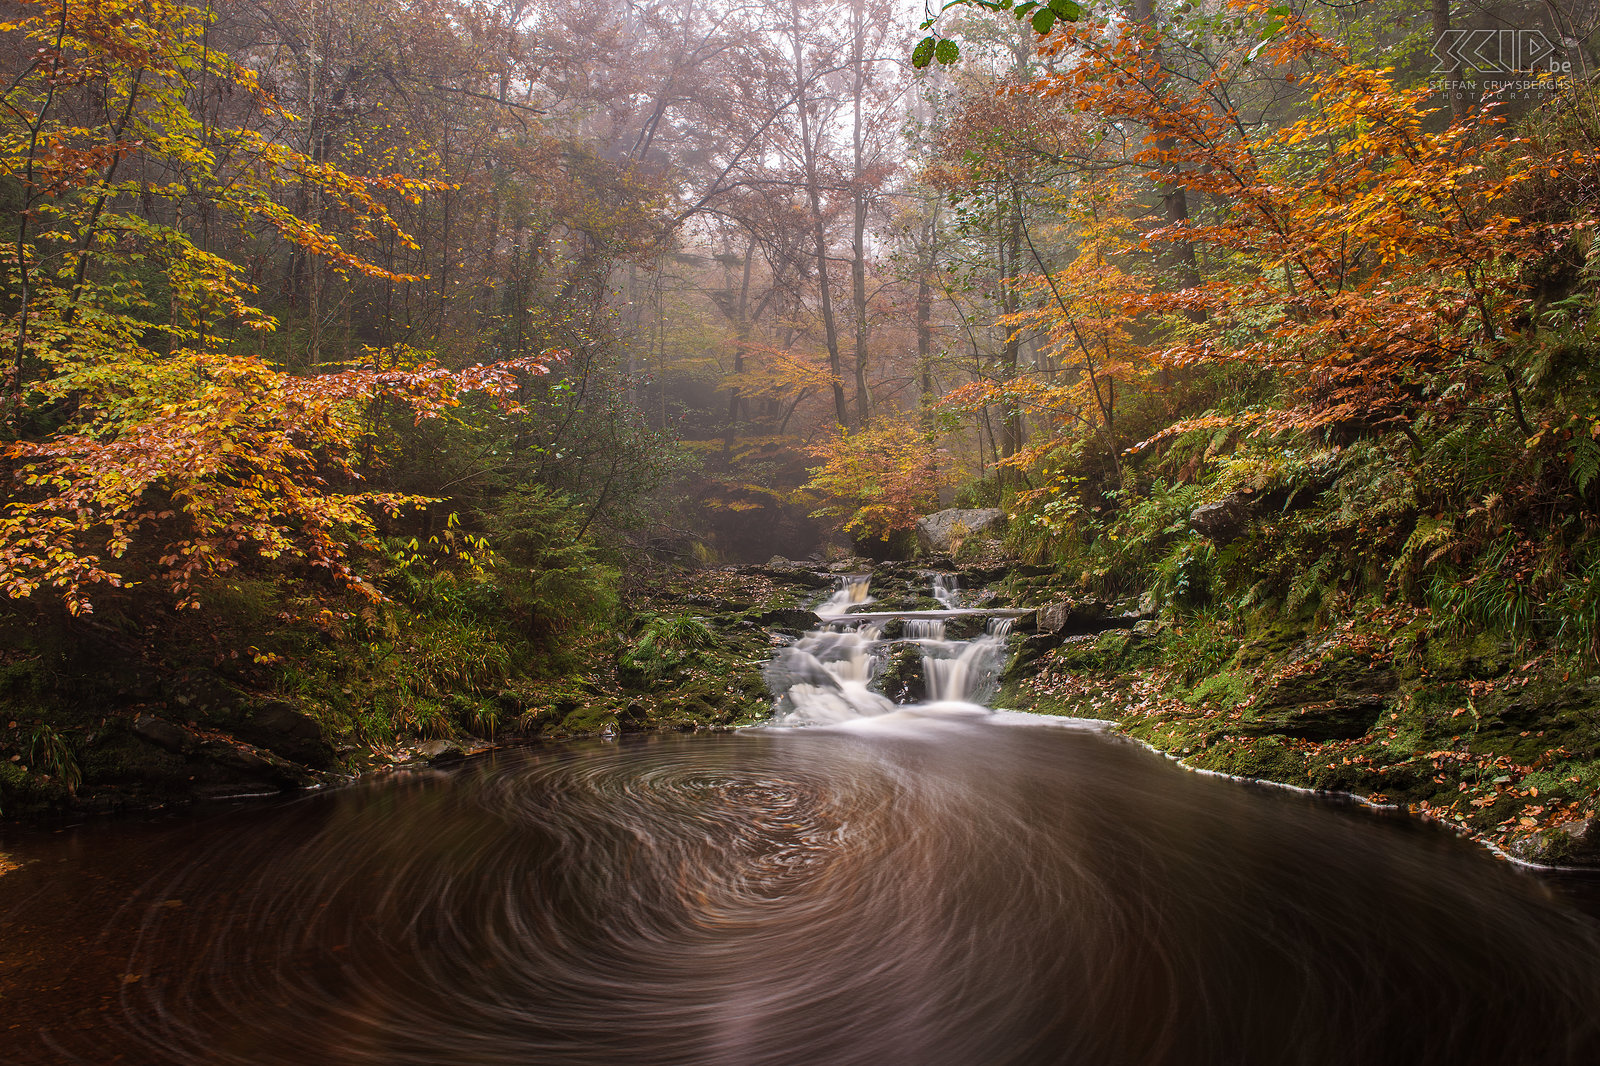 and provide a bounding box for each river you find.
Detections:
[3,583,1599,1064]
